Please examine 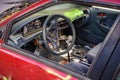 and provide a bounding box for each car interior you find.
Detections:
[7,2,120,76]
